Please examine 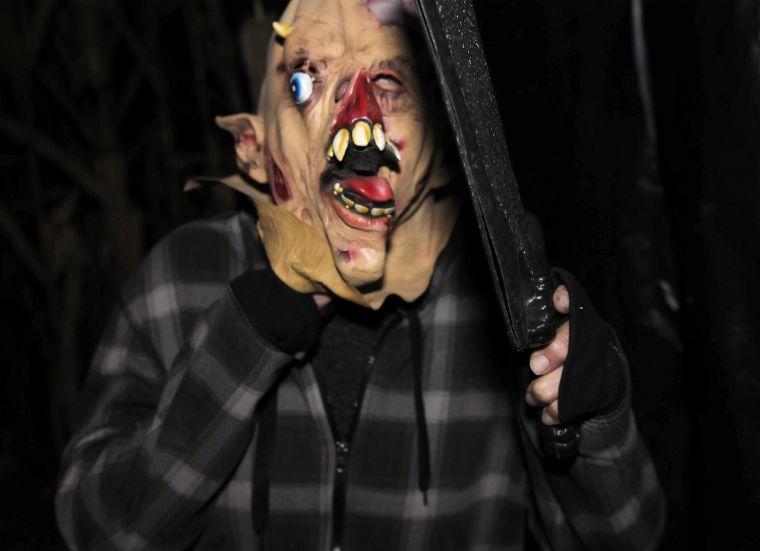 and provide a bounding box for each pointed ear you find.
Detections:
[216,113,268,183]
